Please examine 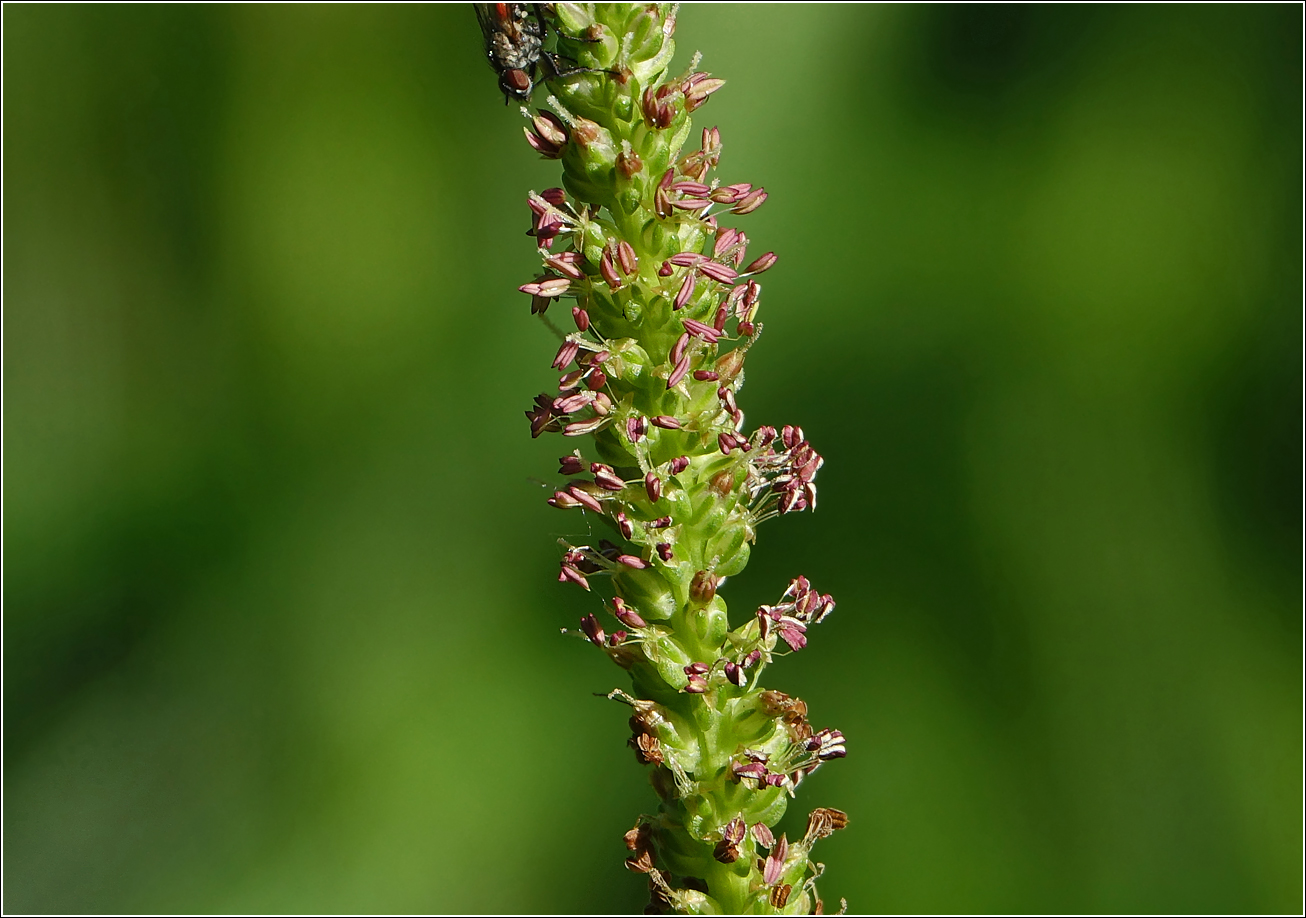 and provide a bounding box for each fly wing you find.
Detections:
[473,3,501,56]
